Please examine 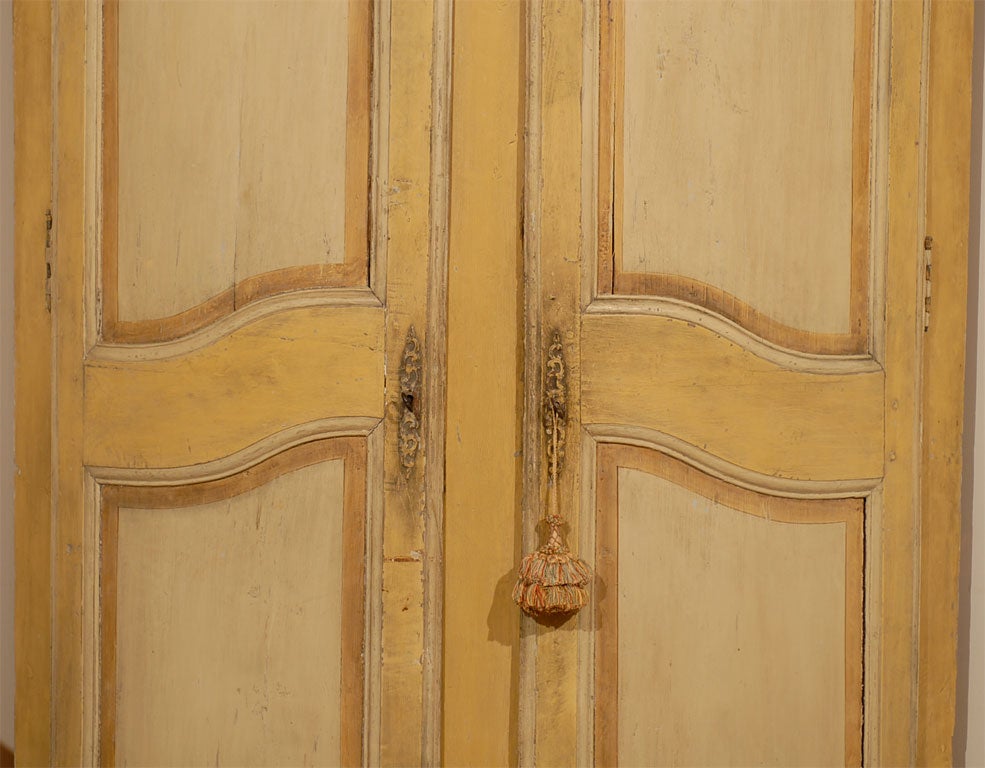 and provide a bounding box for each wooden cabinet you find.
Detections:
[14,1,972,765]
